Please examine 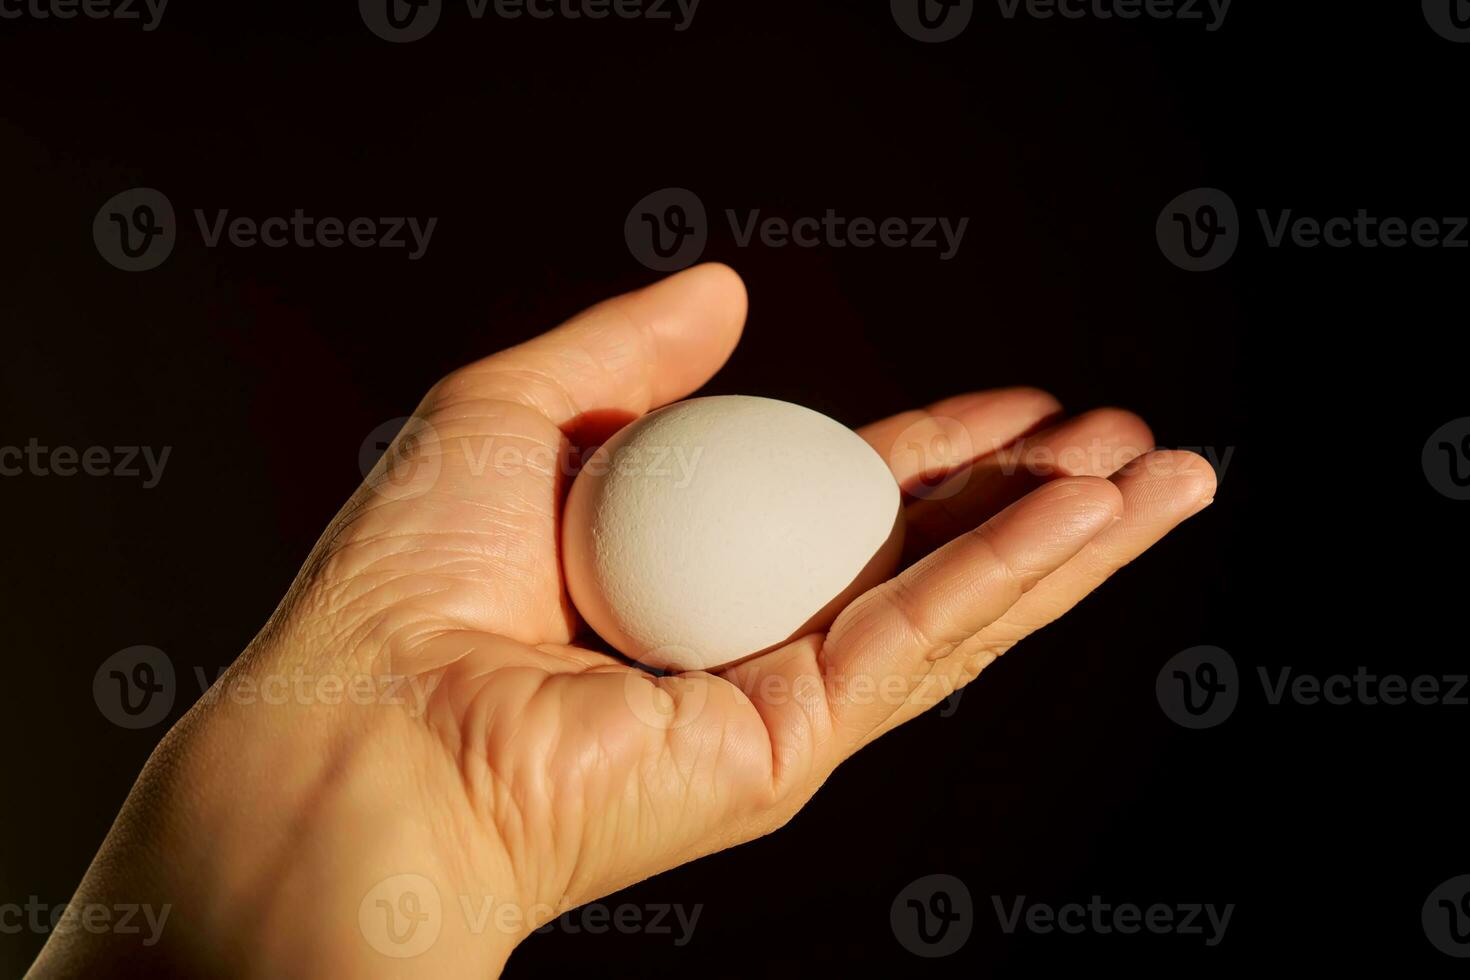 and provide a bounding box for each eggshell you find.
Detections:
[562,395,904,672]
